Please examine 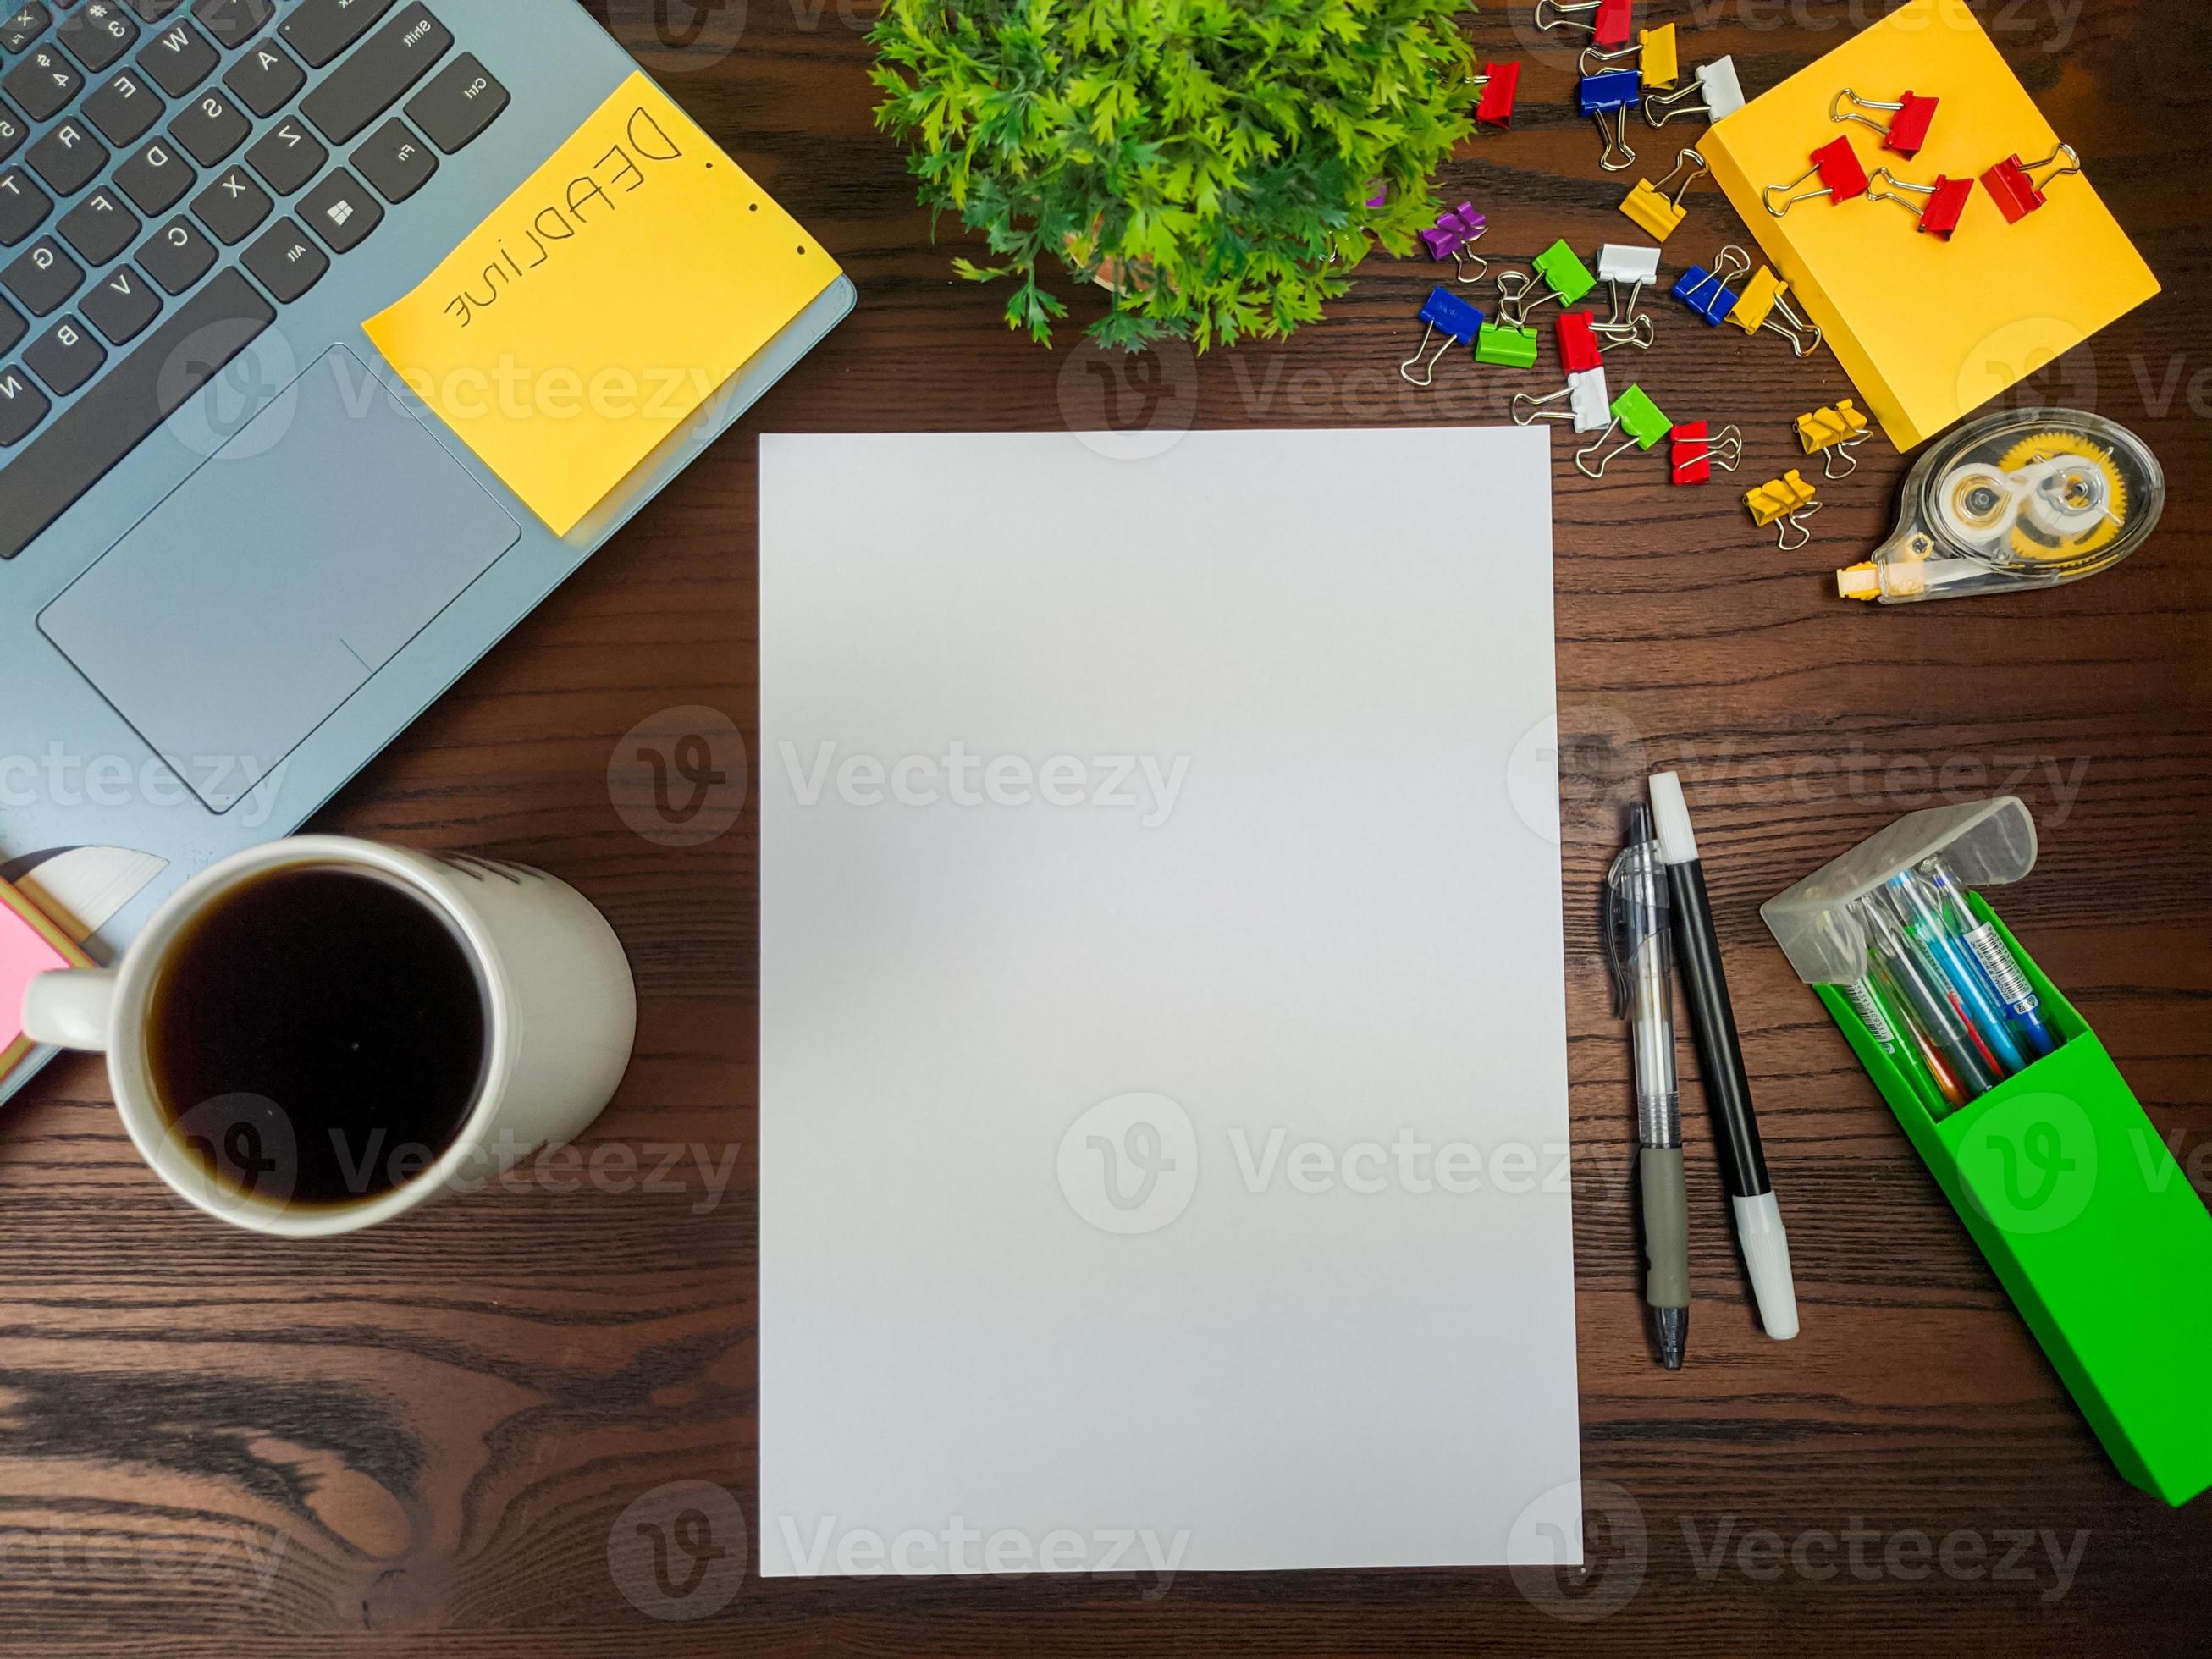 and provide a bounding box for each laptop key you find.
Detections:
[135,16,212,97]
[0,3,49,53]
[5,44,81,120]
[405,52,502,154]
[240,212,323,300]
[56,0,137,73]
[113,135,189,212]
[0,102,24,165]
[0,266,272,556]
[80,257,156,341]
[0,164,50,243]
[243,112,320,194]
[57,181,136,262]
[301,2,448,145]
[26,116,106,196]
[279,0,391,68]
[168,85,245,163]
[123,0,184,19]
[135,209,209,289]
[190,0,271,50]
[189,159,263,242]
[220,33,296,114]
[298,163,376,251]
[351,117,432,202]
[0,292,19,352]
[24,311,101,394]
[83,67,161,145]
[3,234,80,313]
[0,362,49,446]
